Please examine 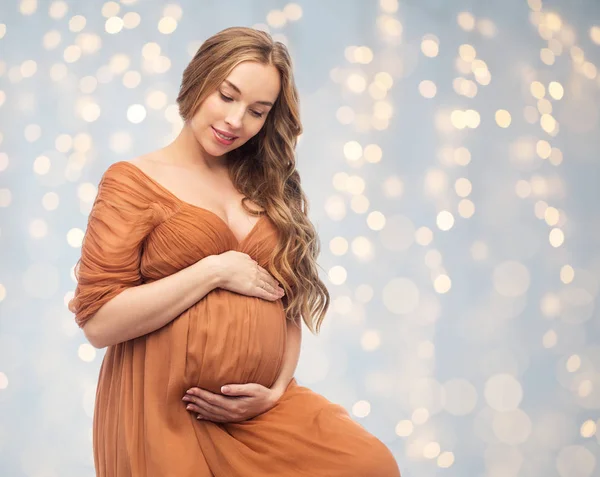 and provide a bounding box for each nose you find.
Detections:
[224,104,244,131]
